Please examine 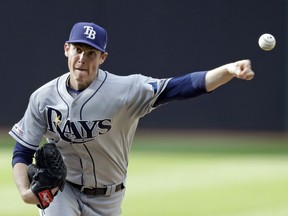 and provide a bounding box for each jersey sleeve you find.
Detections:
[125,75,171,118]
[154,71,208,106]
[125,71,208,118]
[9,91,47,150]
[12,142,36,166]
